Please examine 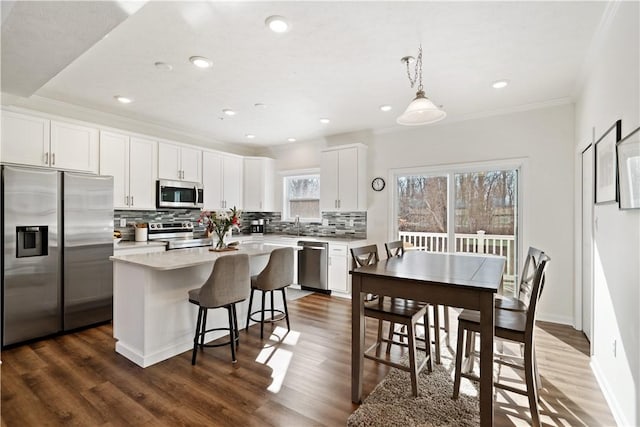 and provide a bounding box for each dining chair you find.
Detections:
[452,252,551,427]
[188,253,251,364]
[245,247,295,339]
[495,246,545,312]
[350,244,433,396]
[385,240,451,363]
